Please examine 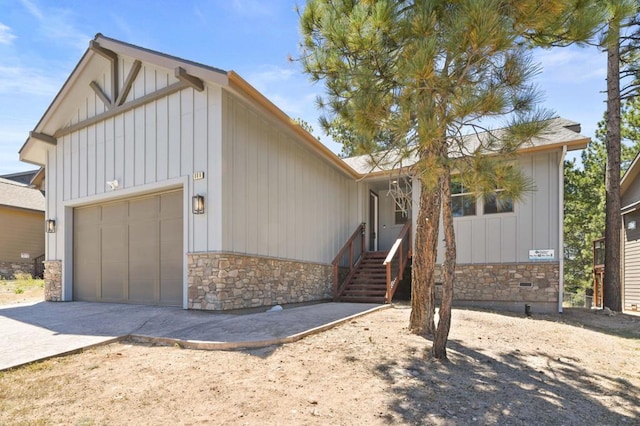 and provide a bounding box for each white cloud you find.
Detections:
[245,65,296,92]
[19,0,89,51]
[0,65,61,96]
[0,23,17,45]
[535,46,606,83]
